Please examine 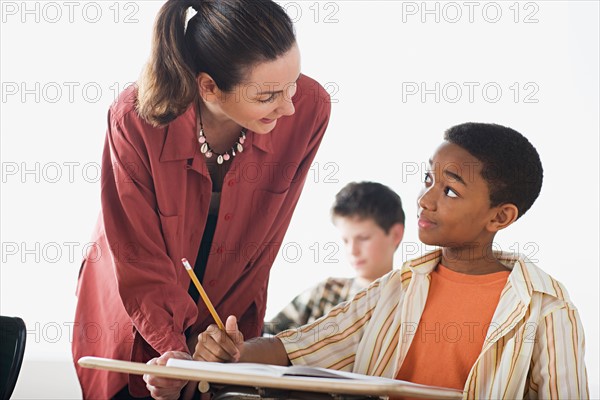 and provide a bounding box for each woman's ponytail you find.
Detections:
[136,0,199,127]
